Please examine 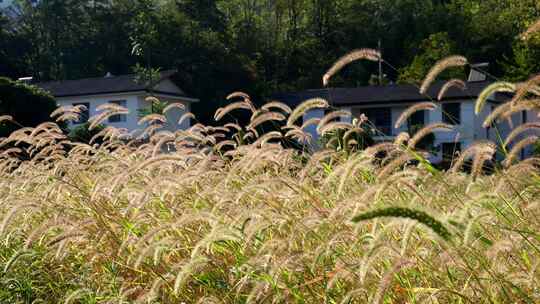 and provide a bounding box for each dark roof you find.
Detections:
[35,70,186,98]
[273,80,504,107]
